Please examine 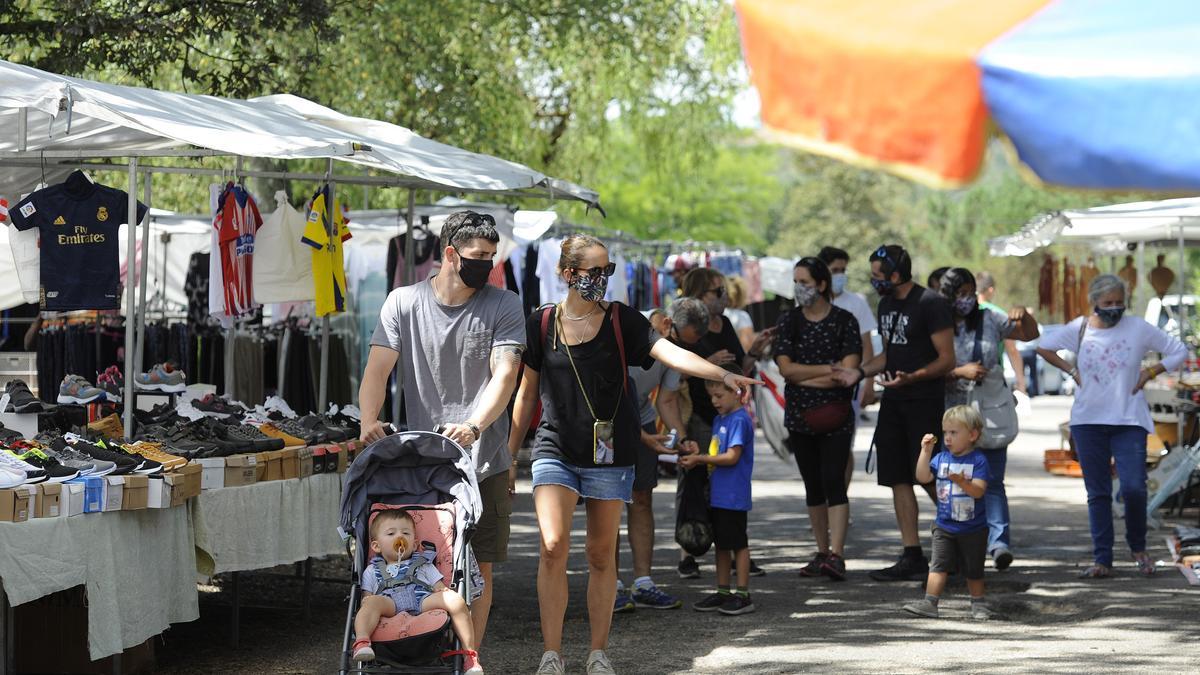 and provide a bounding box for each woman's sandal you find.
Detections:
[1132,552,1156,576]
[1077,564,1111,579]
